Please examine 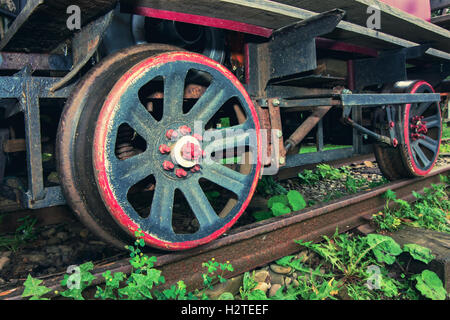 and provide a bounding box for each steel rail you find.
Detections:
[1,165,448,300]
